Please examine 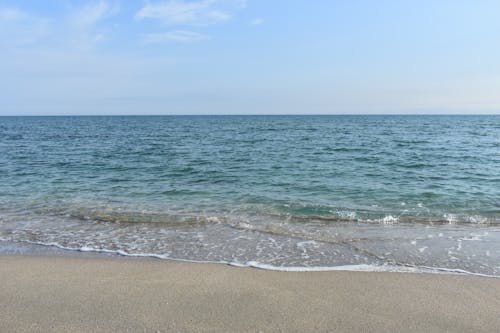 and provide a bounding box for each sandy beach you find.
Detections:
[0,255,499,332]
